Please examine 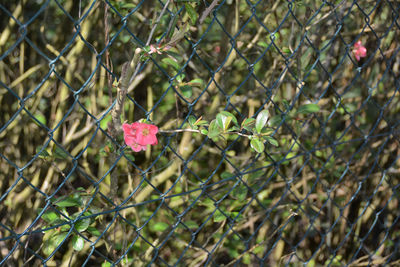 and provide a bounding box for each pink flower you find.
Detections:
[353,41,367,61]
[122,122,158,152]
[149,44,162,55]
